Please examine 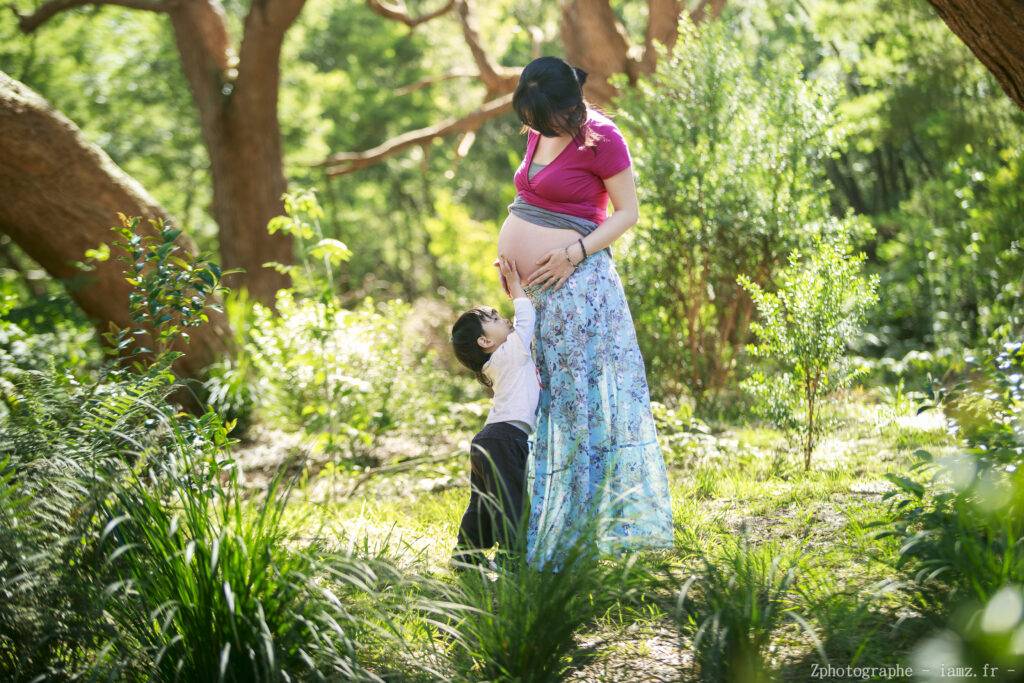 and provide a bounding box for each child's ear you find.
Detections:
[477,335,493,351]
